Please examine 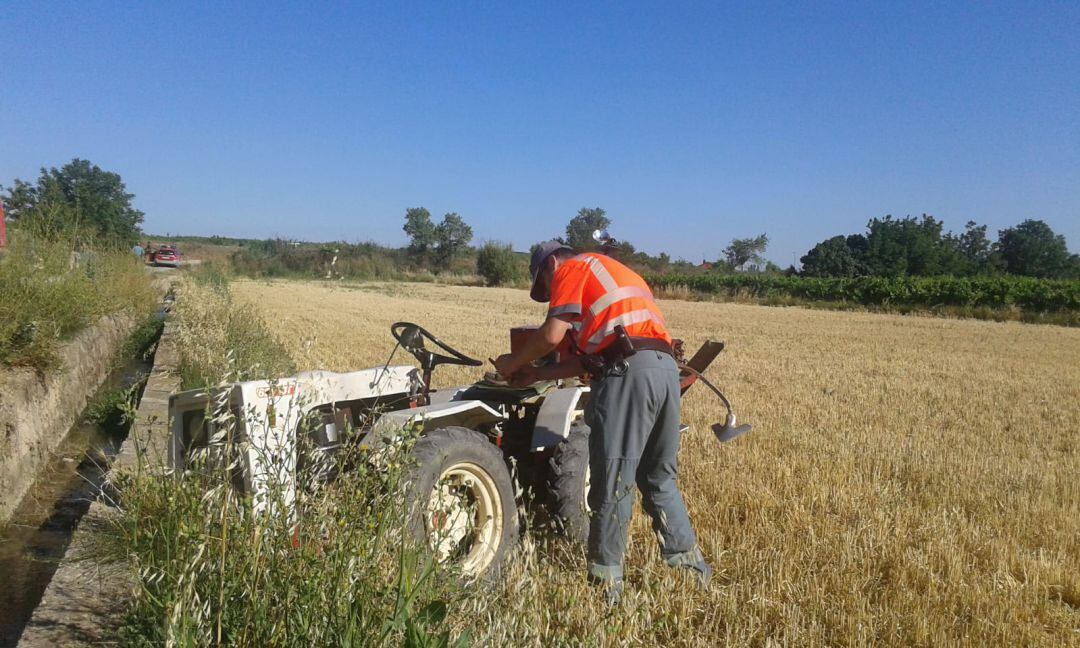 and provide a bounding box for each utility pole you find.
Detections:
[0,200,7,249]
